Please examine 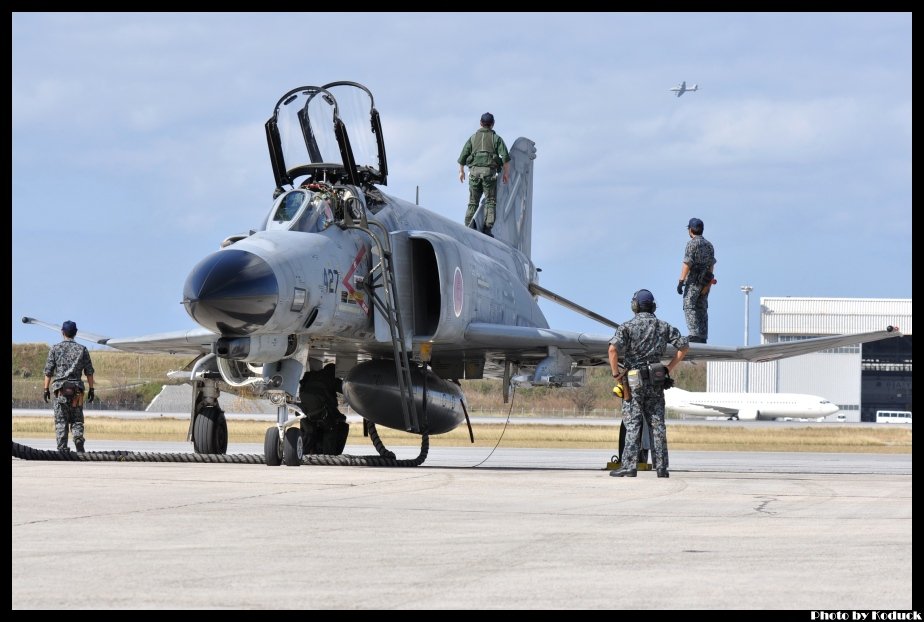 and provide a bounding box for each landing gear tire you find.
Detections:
[264,427,282,467]
[283,427,303,466]
[193,406,228,454]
